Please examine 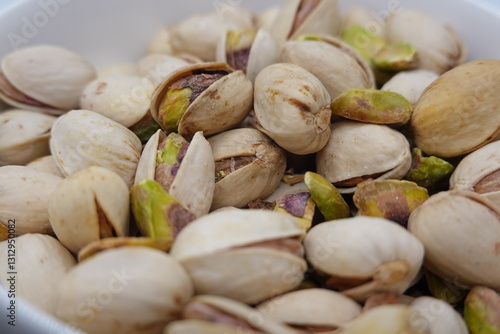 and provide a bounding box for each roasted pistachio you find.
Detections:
[464,286,500,334]
[341,25,385,63]
[381,70,438,105]
[372,42,418,72]
[304,171,351,220]
[405,148,455,188]
[274,192,315,232]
